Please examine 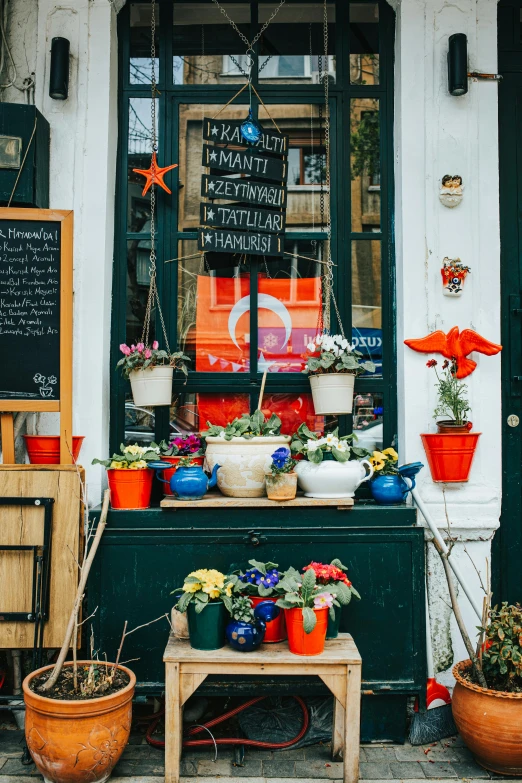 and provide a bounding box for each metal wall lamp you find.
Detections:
[448,34,502,96]
[49,37,70,100]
